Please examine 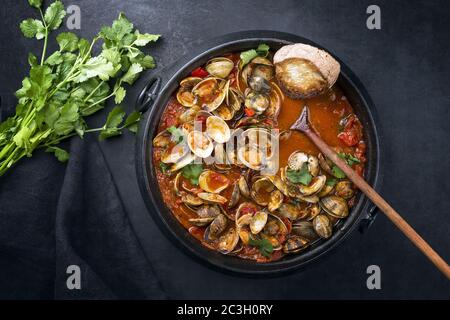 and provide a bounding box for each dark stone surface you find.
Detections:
[0,0,449,299]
